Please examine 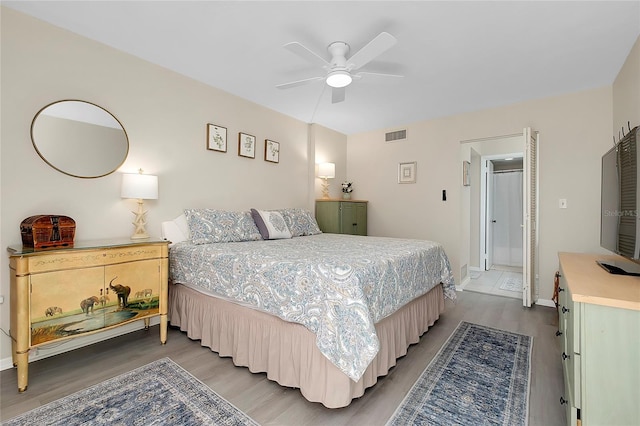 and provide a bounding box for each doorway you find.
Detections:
[459,129,538,306]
